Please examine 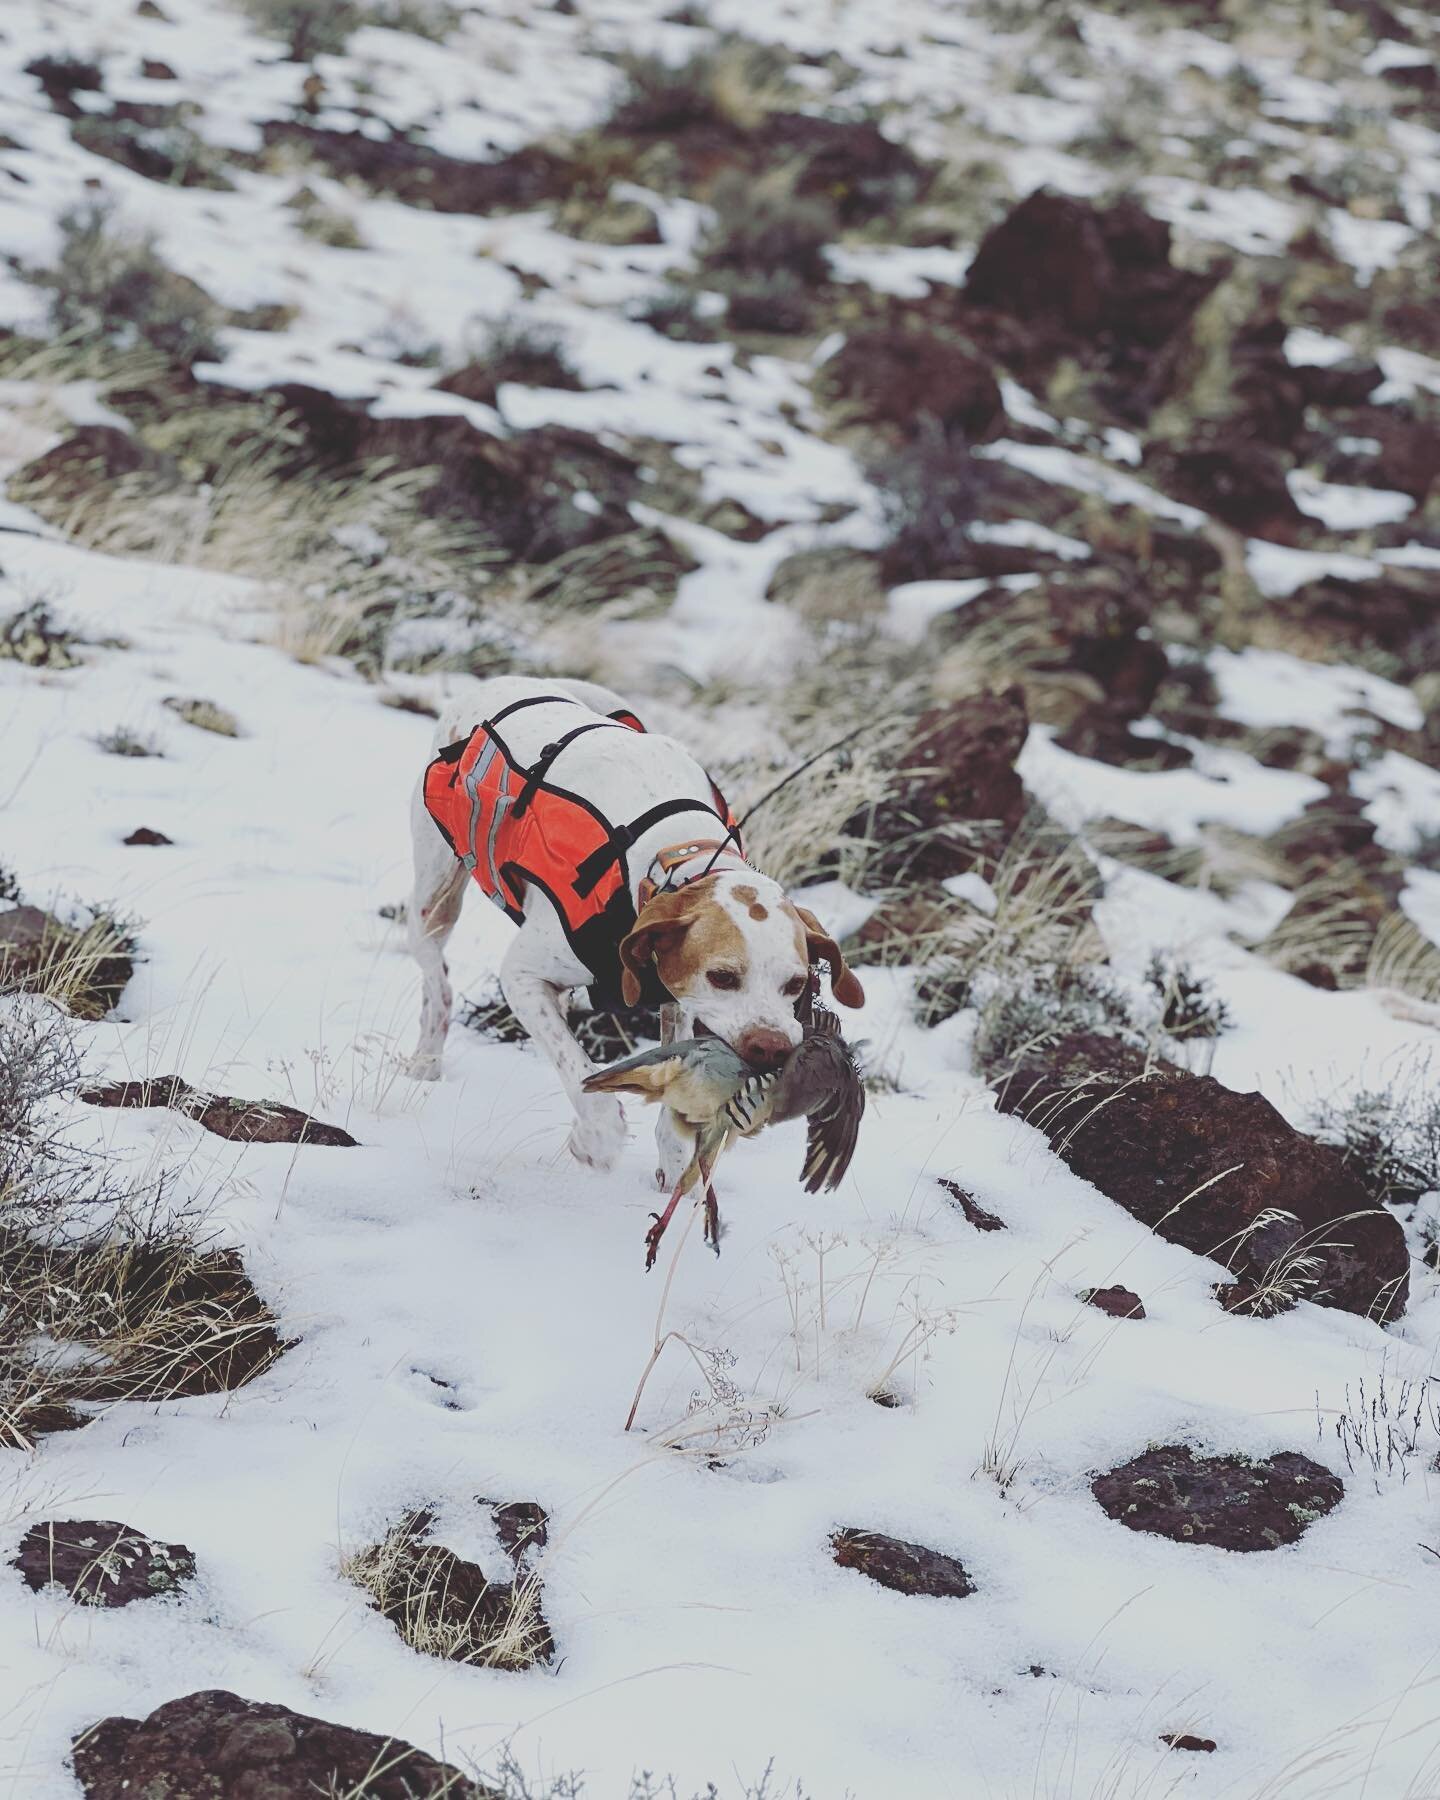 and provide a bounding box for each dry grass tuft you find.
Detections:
[0,1003,288,1450]
[344,1510,552,1670]
[10,387,504,673]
